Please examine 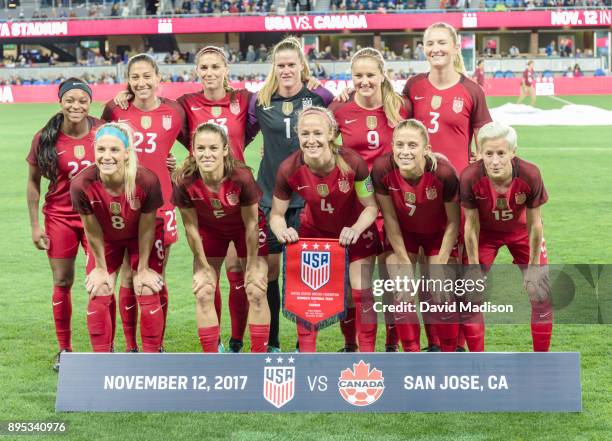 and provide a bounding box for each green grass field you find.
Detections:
[1,95,611,440]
